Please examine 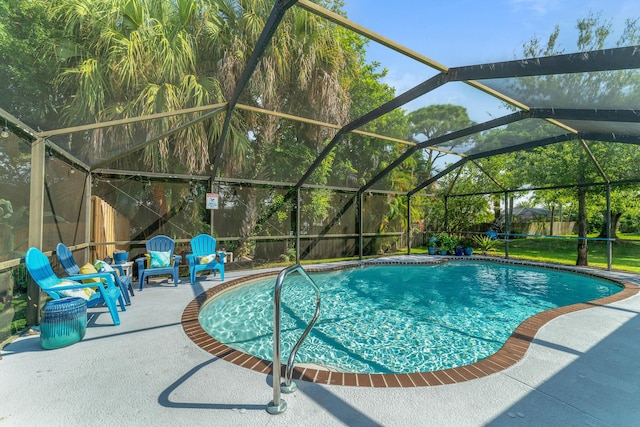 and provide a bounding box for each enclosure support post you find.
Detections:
[84,172,92,262]
[209,180,215,236]
[407,196,412,255]
[606,183,612,271]
[444,196,449,233]
[503,192,510,259]
[295,187,301,264]
[26,138,46,326]
[358,192,363,260]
